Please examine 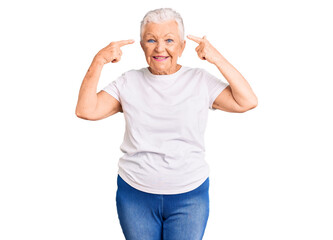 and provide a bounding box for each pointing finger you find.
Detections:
[187,35,203,44]
[117,39,135,47]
